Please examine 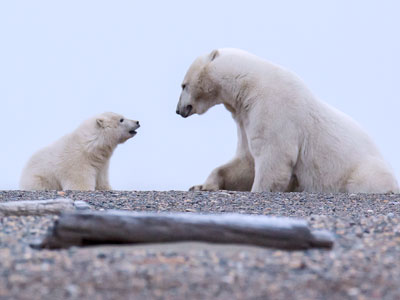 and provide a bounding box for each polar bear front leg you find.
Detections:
[61,168,97,191]
[96,161,112,190]
[249,137,298,192]
[62,178,96,191]
[189,156,254,191]
[251,160,293,192]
